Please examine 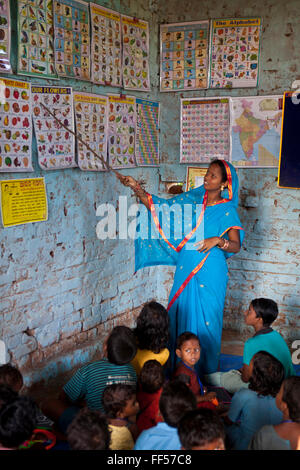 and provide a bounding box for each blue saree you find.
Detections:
[134,161,244,376]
